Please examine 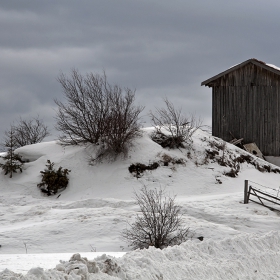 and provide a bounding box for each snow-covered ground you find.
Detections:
[1,128,280,279]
